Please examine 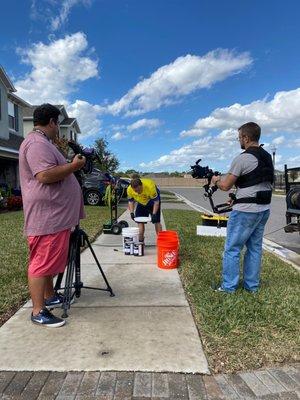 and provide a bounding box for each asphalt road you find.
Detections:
[166,187,300,254]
